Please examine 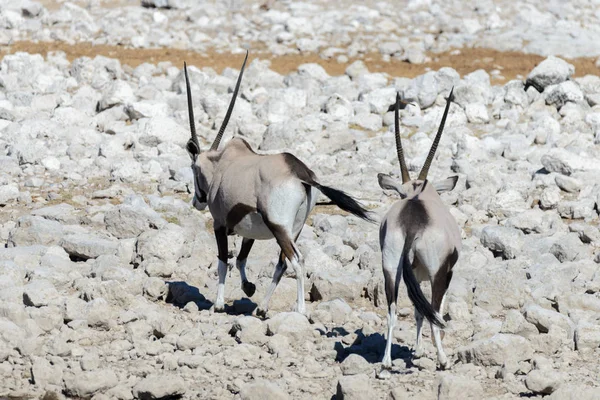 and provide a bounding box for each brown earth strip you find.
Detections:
[2,40,599,79]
